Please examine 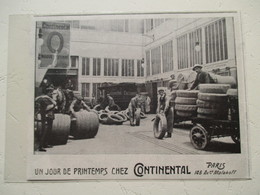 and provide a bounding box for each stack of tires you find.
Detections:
[175,90,199,118]
[197,84,230,119]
